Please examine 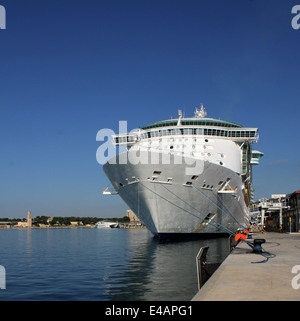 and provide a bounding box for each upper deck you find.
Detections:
[113,106,259,145]
[142,117,243,130]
